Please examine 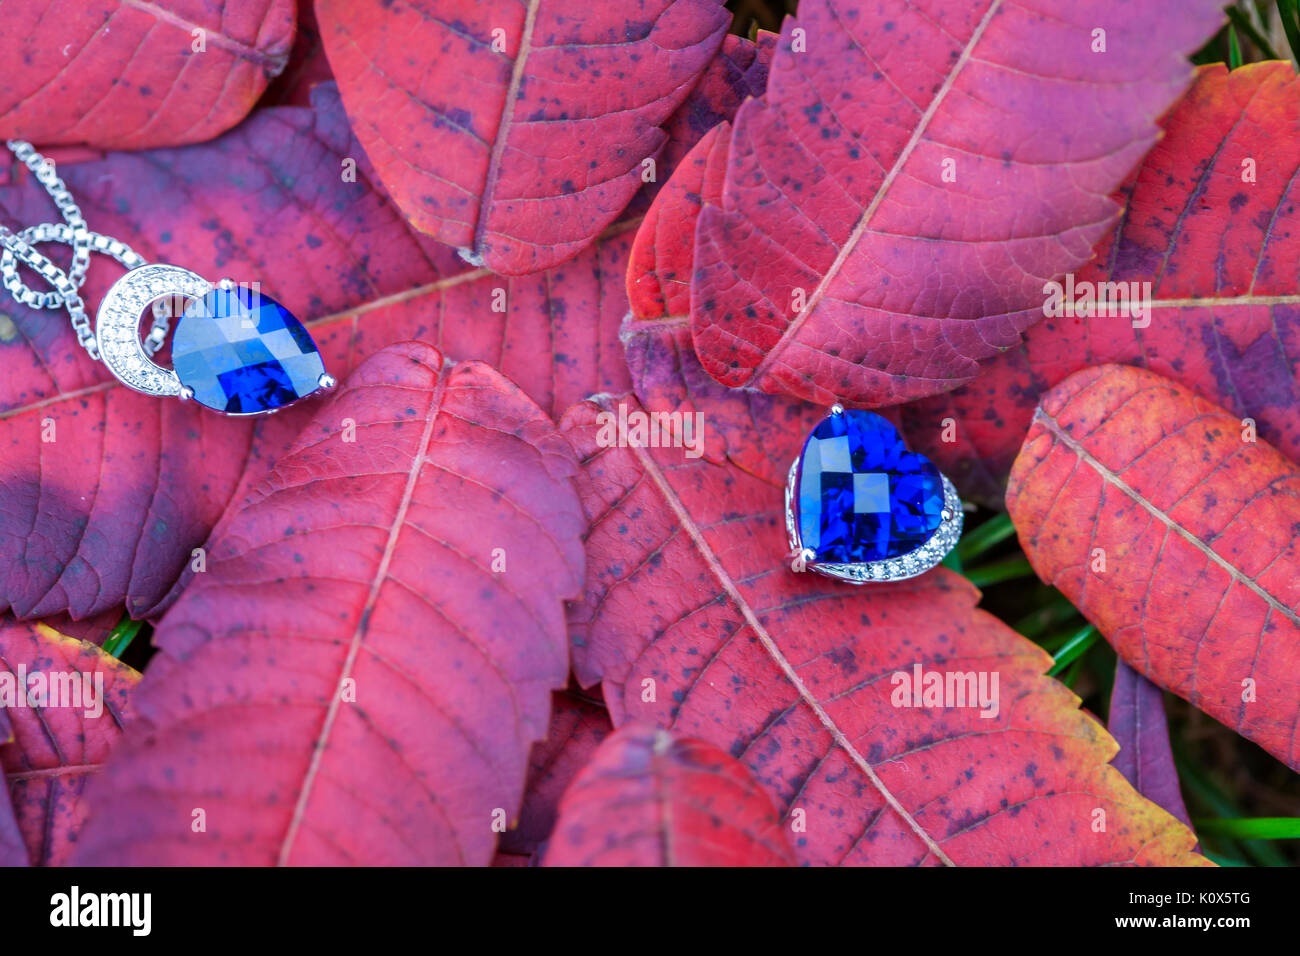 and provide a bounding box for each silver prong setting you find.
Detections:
[830,403,845,415]
[217,278,235,291]
[179,385,195,401]
[318,373,337,390]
